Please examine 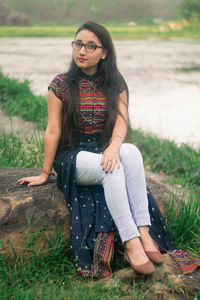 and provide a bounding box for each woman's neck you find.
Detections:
[80,70,98,81]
